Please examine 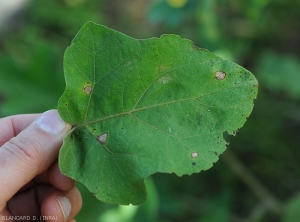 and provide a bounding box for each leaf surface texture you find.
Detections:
[58,22,258,205]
